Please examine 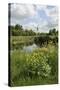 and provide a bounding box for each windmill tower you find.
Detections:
[34,24,39,32]
[37,25,39,31]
